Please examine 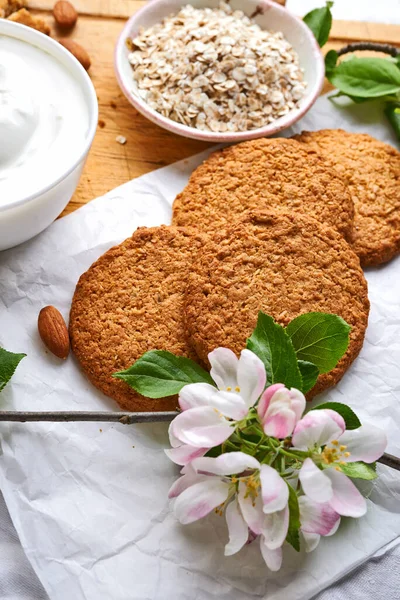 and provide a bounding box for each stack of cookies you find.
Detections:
[69,131,400,411]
